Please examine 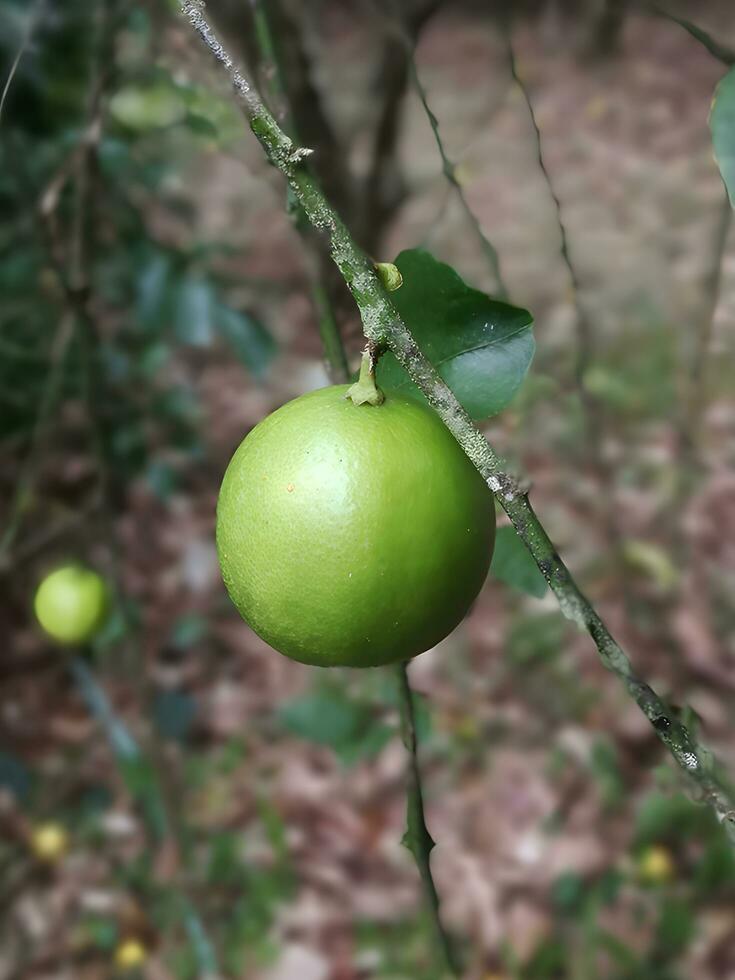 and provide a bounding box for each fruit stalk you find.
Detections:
[345,347,385,406]
[180,1,735,844]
